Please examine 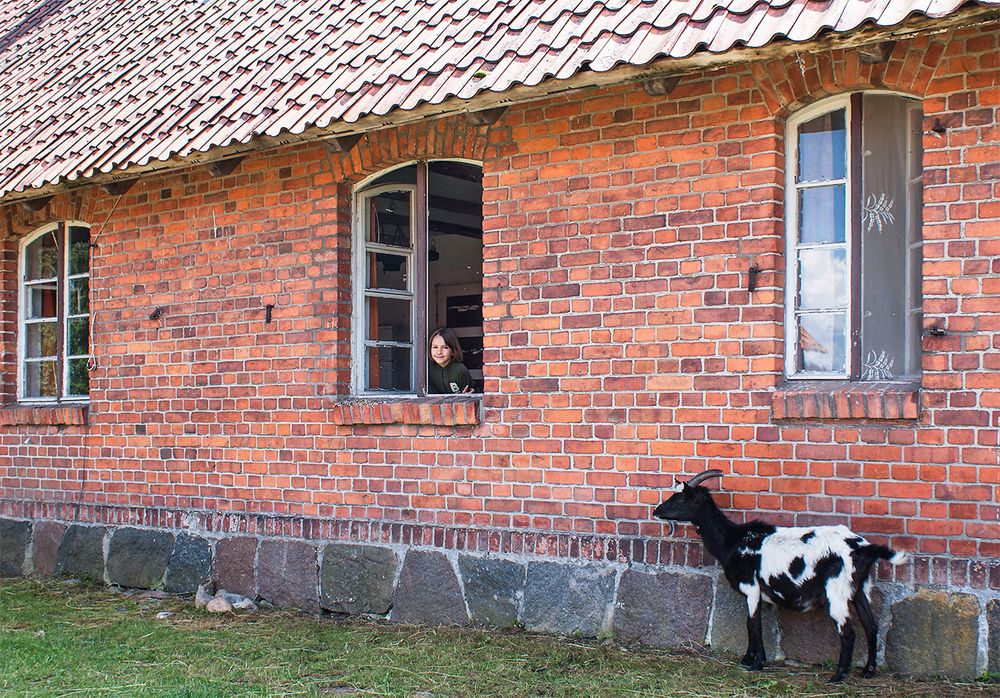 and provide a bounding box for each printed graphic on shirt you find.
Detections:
[449,382,459,393]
